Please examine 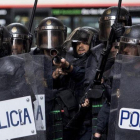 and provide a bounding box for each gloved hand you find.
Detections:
[80,95,87,104]
[111,23,125,40]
